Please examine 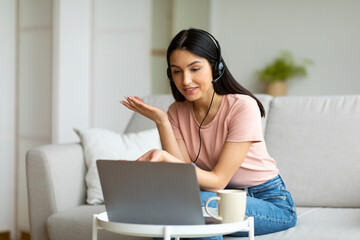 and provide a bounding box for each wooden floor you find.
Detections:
[0,231,31,240]
[21,232,31,240]
[0,232,10,240]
